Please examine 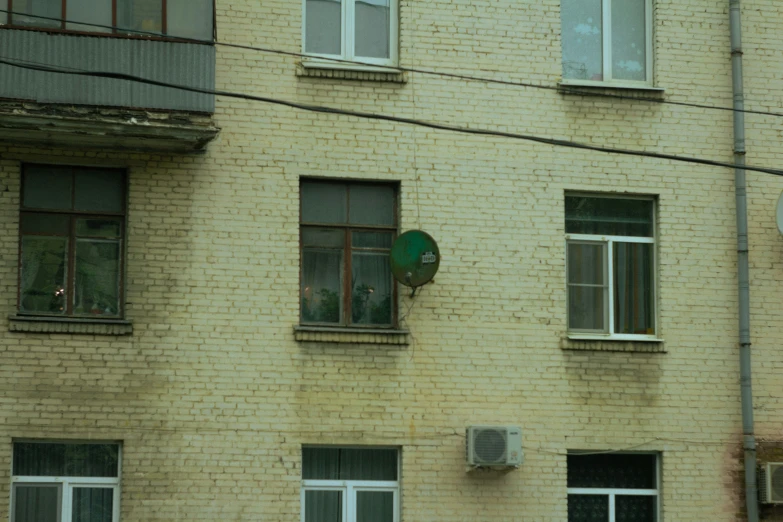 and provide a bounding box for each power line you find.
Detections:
[3,55,783,178]
[2,8,783,119]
